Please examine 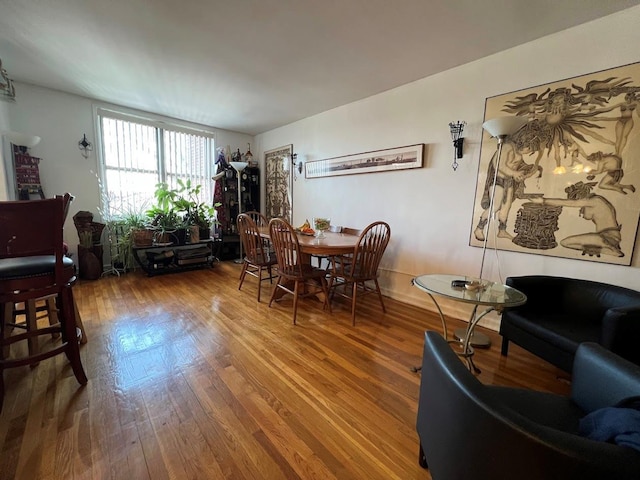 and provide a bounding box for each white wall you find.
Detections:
[6,83,252,259]
[0,101,10,200]
[255,7,640,329]
[5,7,640,329]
